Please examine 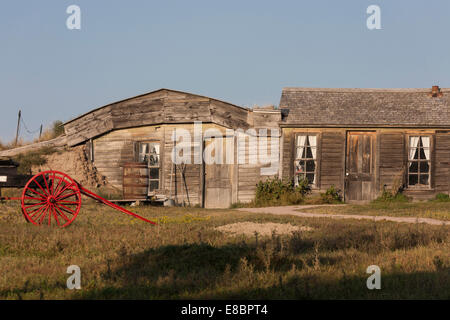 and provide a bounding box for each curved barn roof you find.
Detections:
[279,87,450,127]
[64,89,250,146]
